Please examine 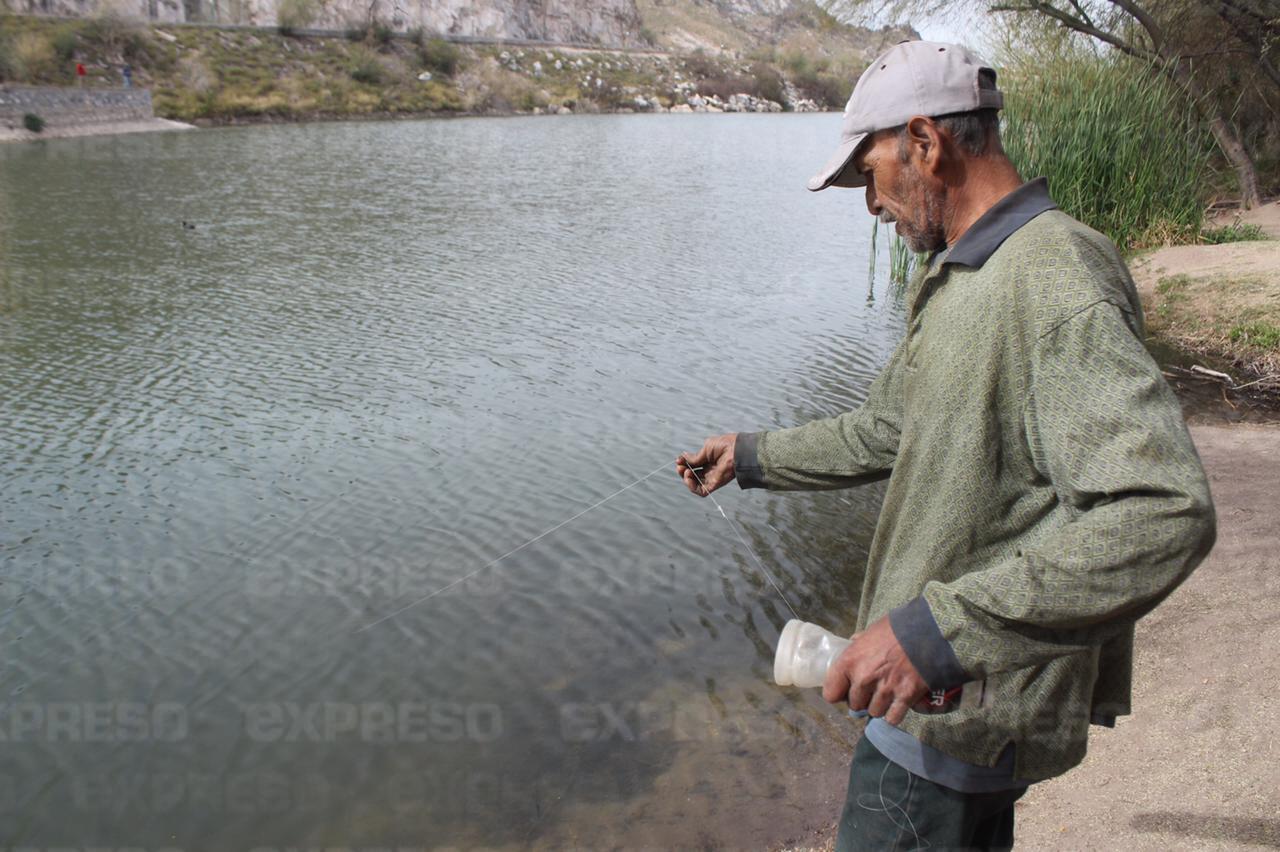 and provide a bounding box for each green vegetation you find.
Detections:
[775,49,846,108]
[415,36,460,77]
[1000,51,1213,252]
[1229,321,1280,351]
[347,46,383,85]
[21,112,43,132]
[1201,222,1269,244]
[0,9,872,121]
[275,0,319,36]
[868,217,926,291]
[1148,273,1280,383]
[0,15,466,120]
